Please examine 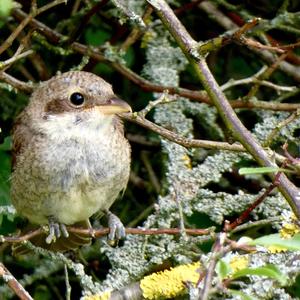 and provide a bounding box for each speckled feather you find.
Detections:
[11,71,131,251]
